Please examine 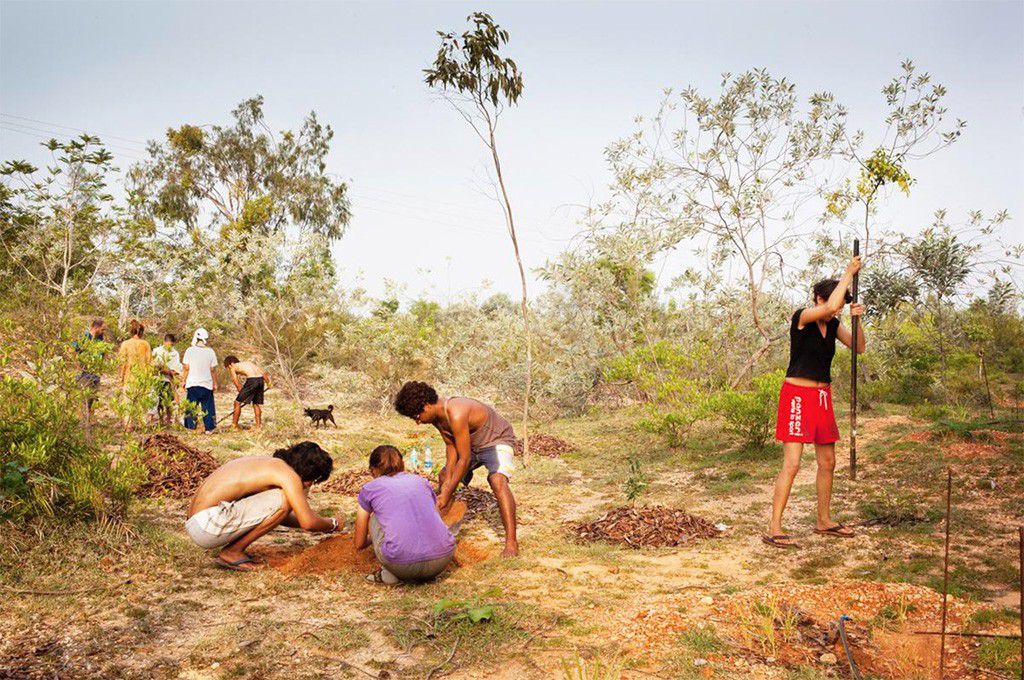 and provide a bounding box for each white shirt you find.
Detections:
[182,345,218,390]
[152,345,182,383]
